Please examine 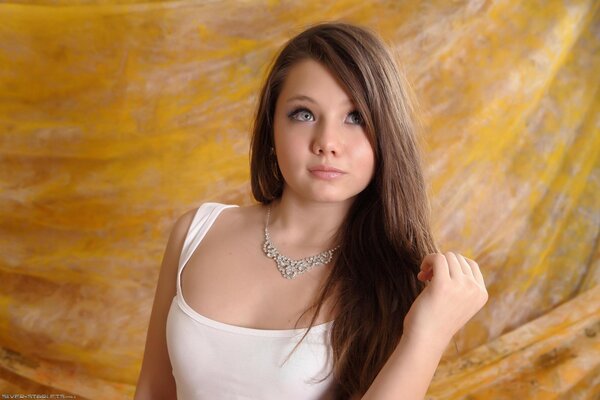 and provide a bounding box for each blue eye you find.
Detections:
[288,107,314,122]
[288,107,365,125]
[348,111,364,126]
